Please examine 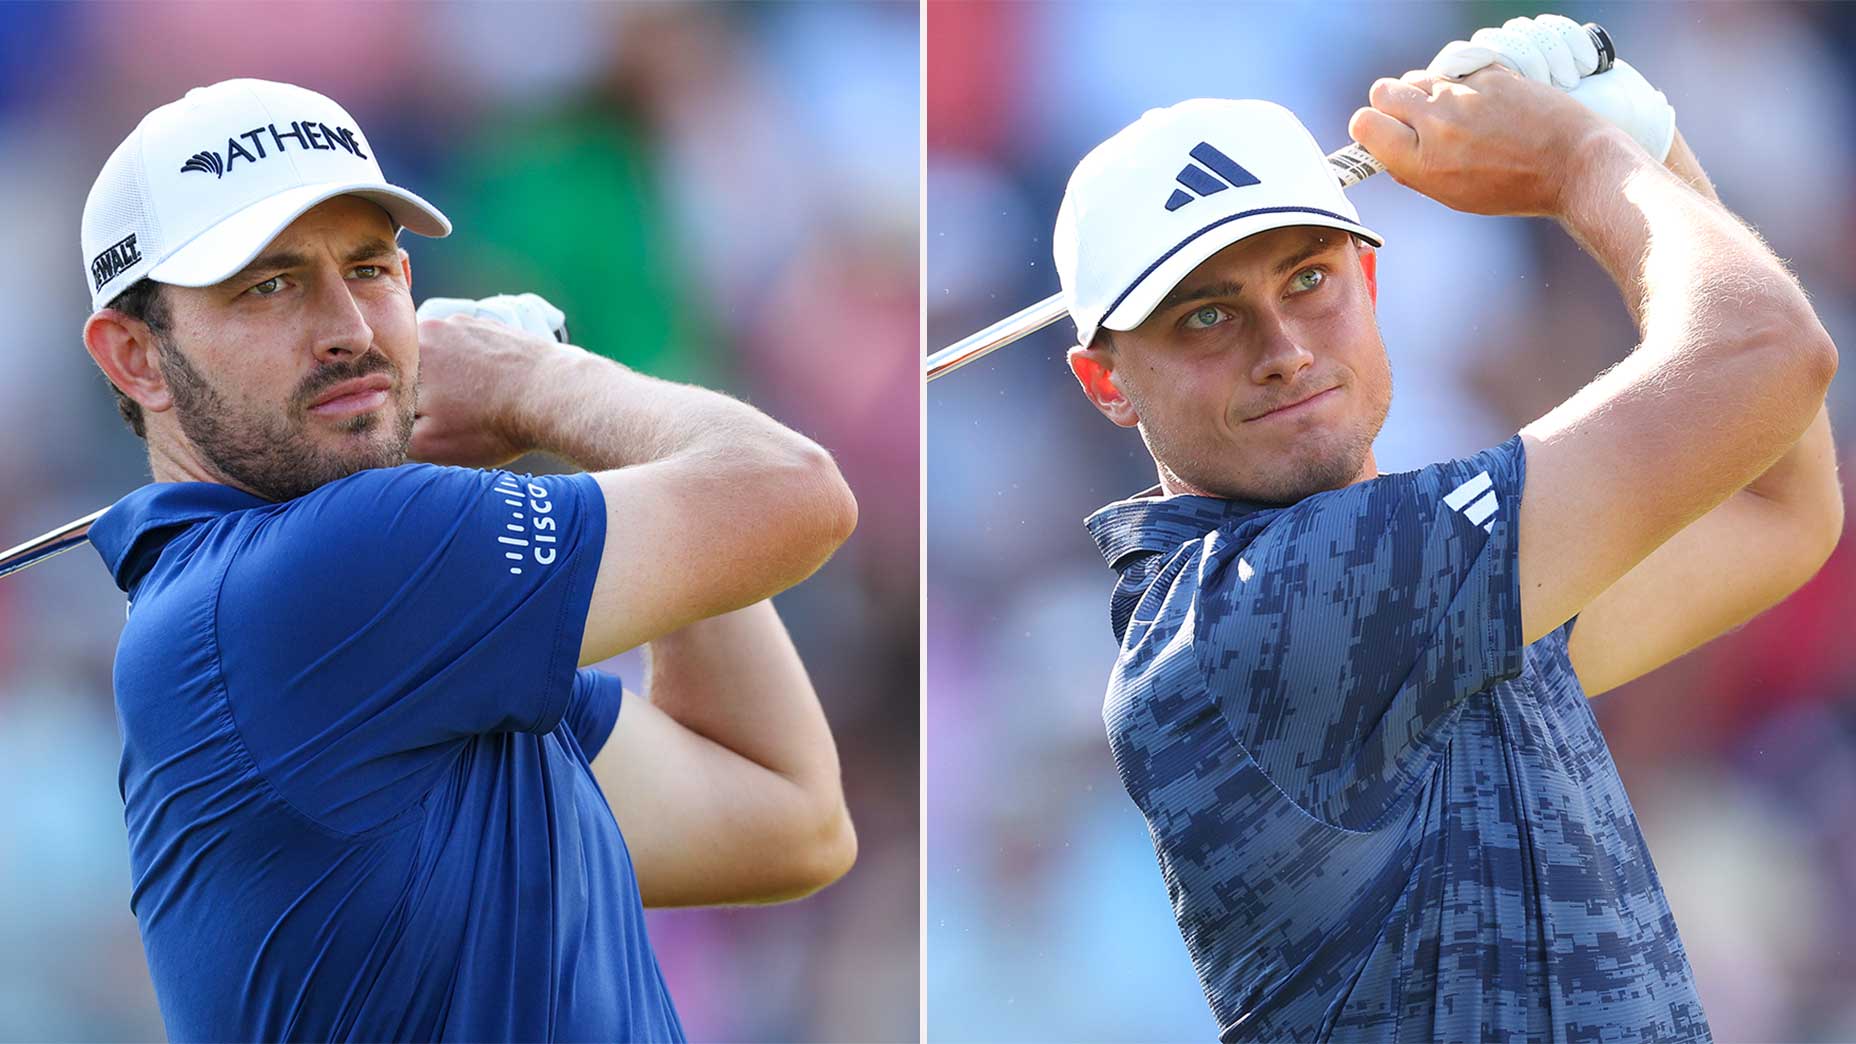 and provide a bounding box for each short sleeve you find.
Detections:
[216,464,607,832]
[1194,437,1526,829]
[560,668,625,763]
